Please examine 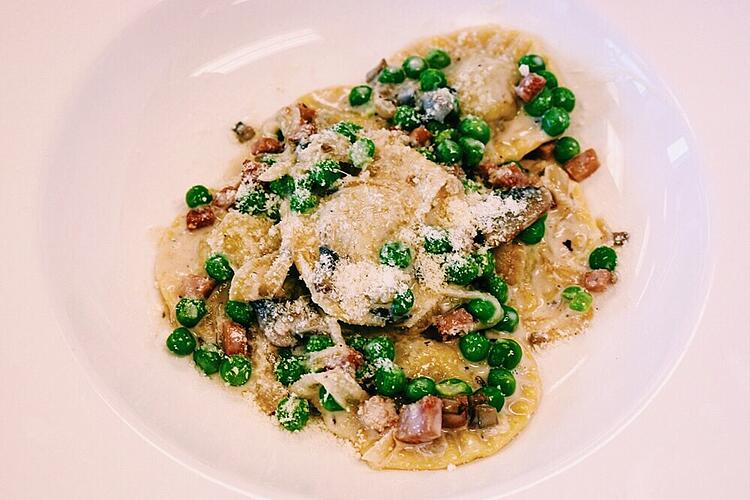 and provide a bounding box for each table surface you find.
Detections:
[1,0,748,498]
